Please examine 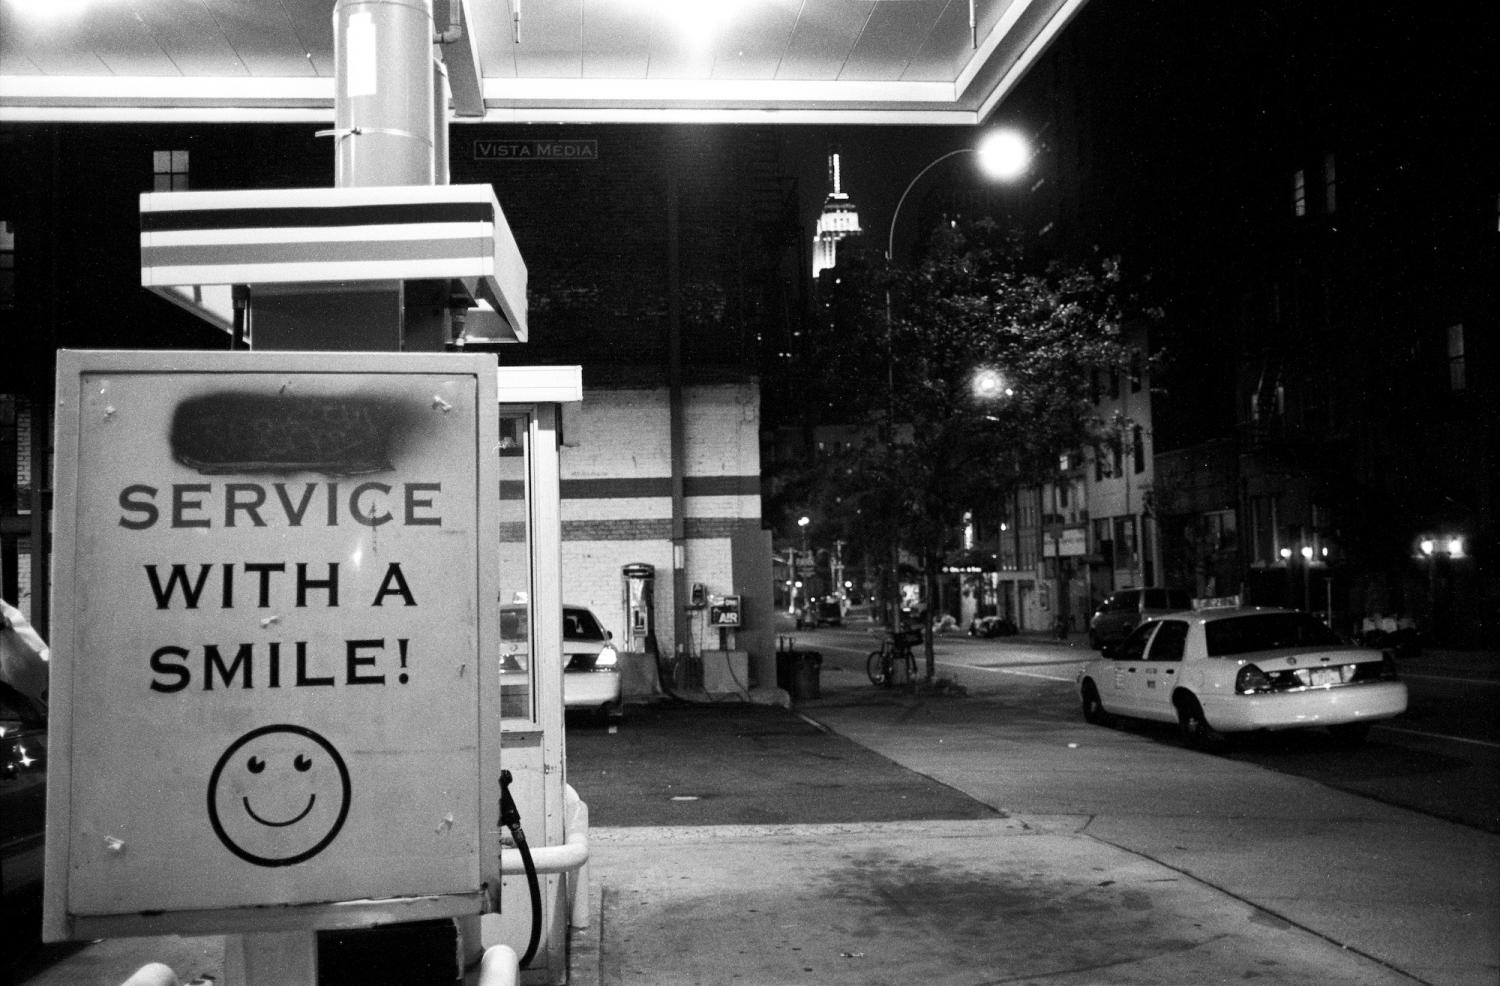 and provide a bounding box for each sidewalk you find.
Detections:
[569,643,1500,986]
